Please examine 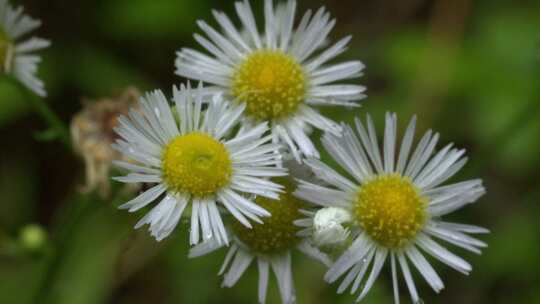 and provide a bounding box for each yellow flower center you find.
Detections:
[232,181,303,254]
[354,174,427,249]
[232,50,306,120]
[0,28,12,73]
[161,132,232,196]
